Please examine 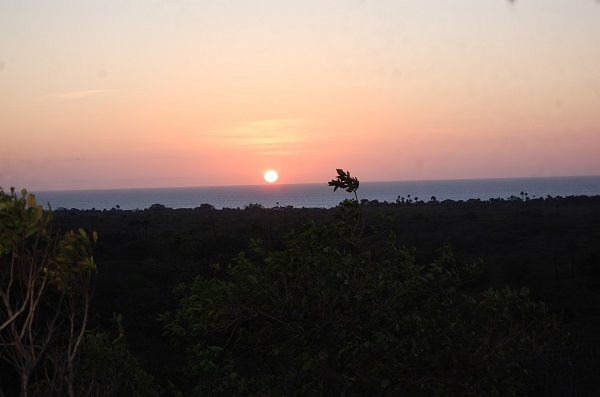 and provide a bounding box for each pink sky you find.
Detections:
[1,1,599,191]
